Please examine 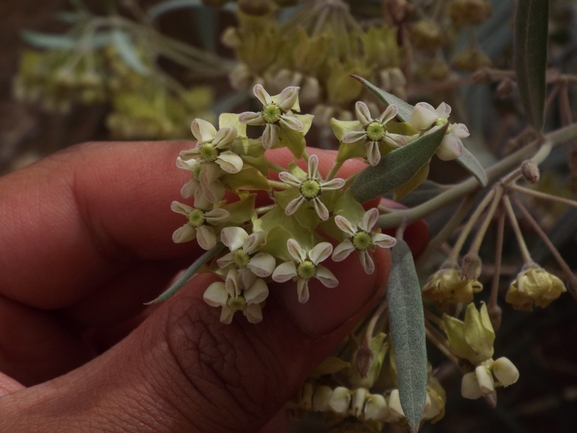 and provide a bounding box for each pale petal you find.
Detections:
[193,188,212,209]
[176,156,198,171]
[364,394,388,421]
[372,233,397,248]
[243,231,265,254]
[244,303,263,323]
[307,154,320,179]
[315,265,339,288]
[437,132,464,161]
[287,238,307,262]
[216,252,235,269]
[216,151,244,173]
[386,390,405,420]
[435,102,452,119]
[247,253,276,277]
[238,267,256,288]
[351,388,367,417]
[181,178,199,198]
[172,224,196,243]
[191,118,217,143]
[332,240,355,262]
[179,147,200,161]
[203,281,228,307]
[359,251,375,274]
[253,83,272,106]
[212,126,237,149]
[334,215,357,237]
[385,132,406,147]
[205,207,230,223]
[285,196,306,216]
[238,111,264,126]
[297,278,310,303]
[461,372,484,399]
[262,124,279,149]
[411,102,438,130]
[492,357,519,387]
[366,141,381,166]
[312,197,330,221]
[279,114,303,131]
[452,122,470,139]
[309,242,333,264]
[355,101,372,125]
[196,225,217,250]
[220,226,249,251]
[244,277,269,304]
[278,171,302,188]
[277,86,299,111]
[225,267,240,297]
[272,261,297,282]
[342,130,368,144]
[360,208,380,231]
[203,180,225,204]
[377,104,398,125]
[328,387,351,415]
[199,162,222,186]
[475,365,495,393]
[171,201,194,216]
[220,306,235,324]
[312,385,333,412]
